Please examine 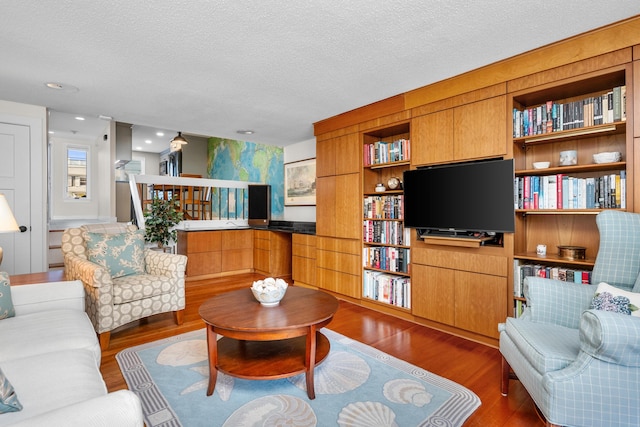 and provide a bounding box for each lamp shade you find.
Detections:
[171,132,189,145]
[0,194,19,233]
